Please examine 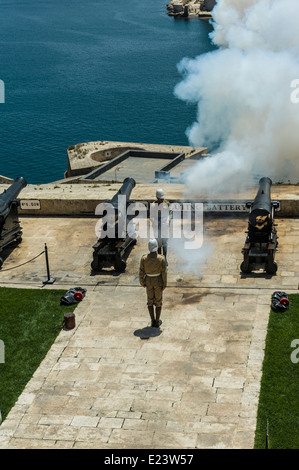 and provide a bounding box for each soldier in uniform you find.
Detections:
[152,188,171,266]
[139,238,167,328]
